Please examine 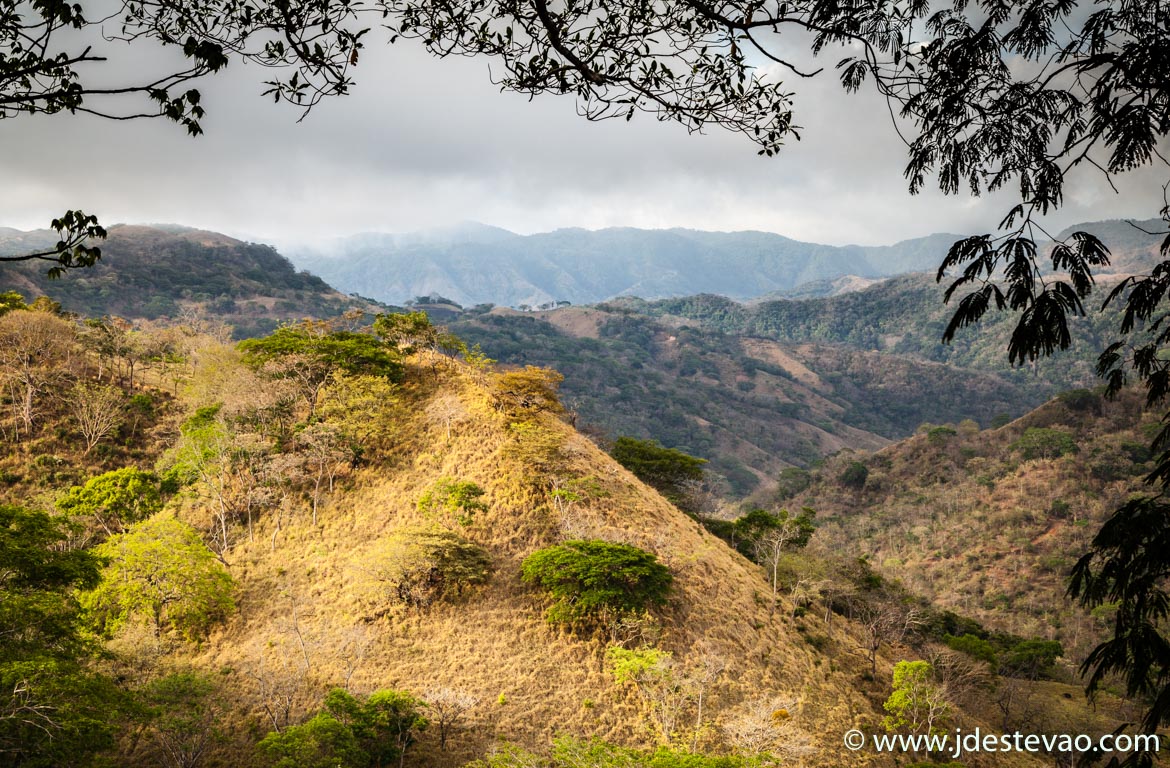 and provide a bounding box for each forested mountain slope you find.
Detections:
[788,388,1154,664]
[0,224,376,337]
